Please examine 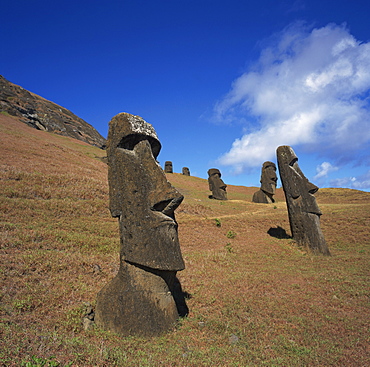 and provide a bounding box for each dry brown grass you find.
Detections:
[0,114,369,366]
